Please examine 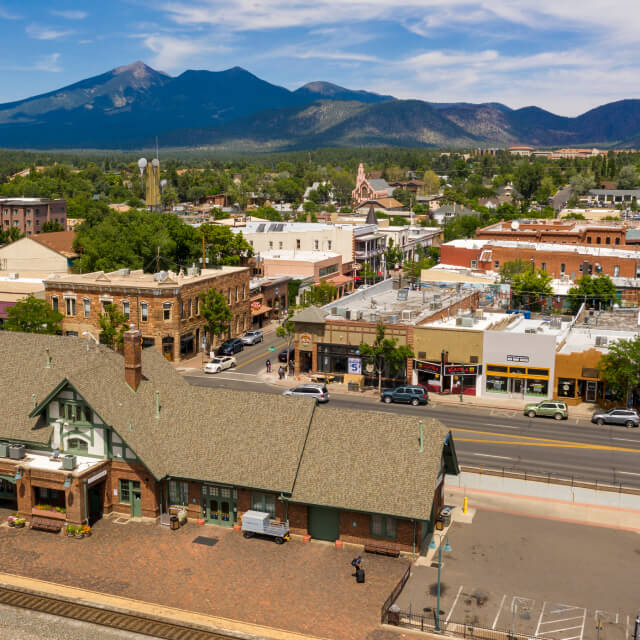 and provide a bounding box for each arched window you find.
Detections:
[67,438,88,452]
